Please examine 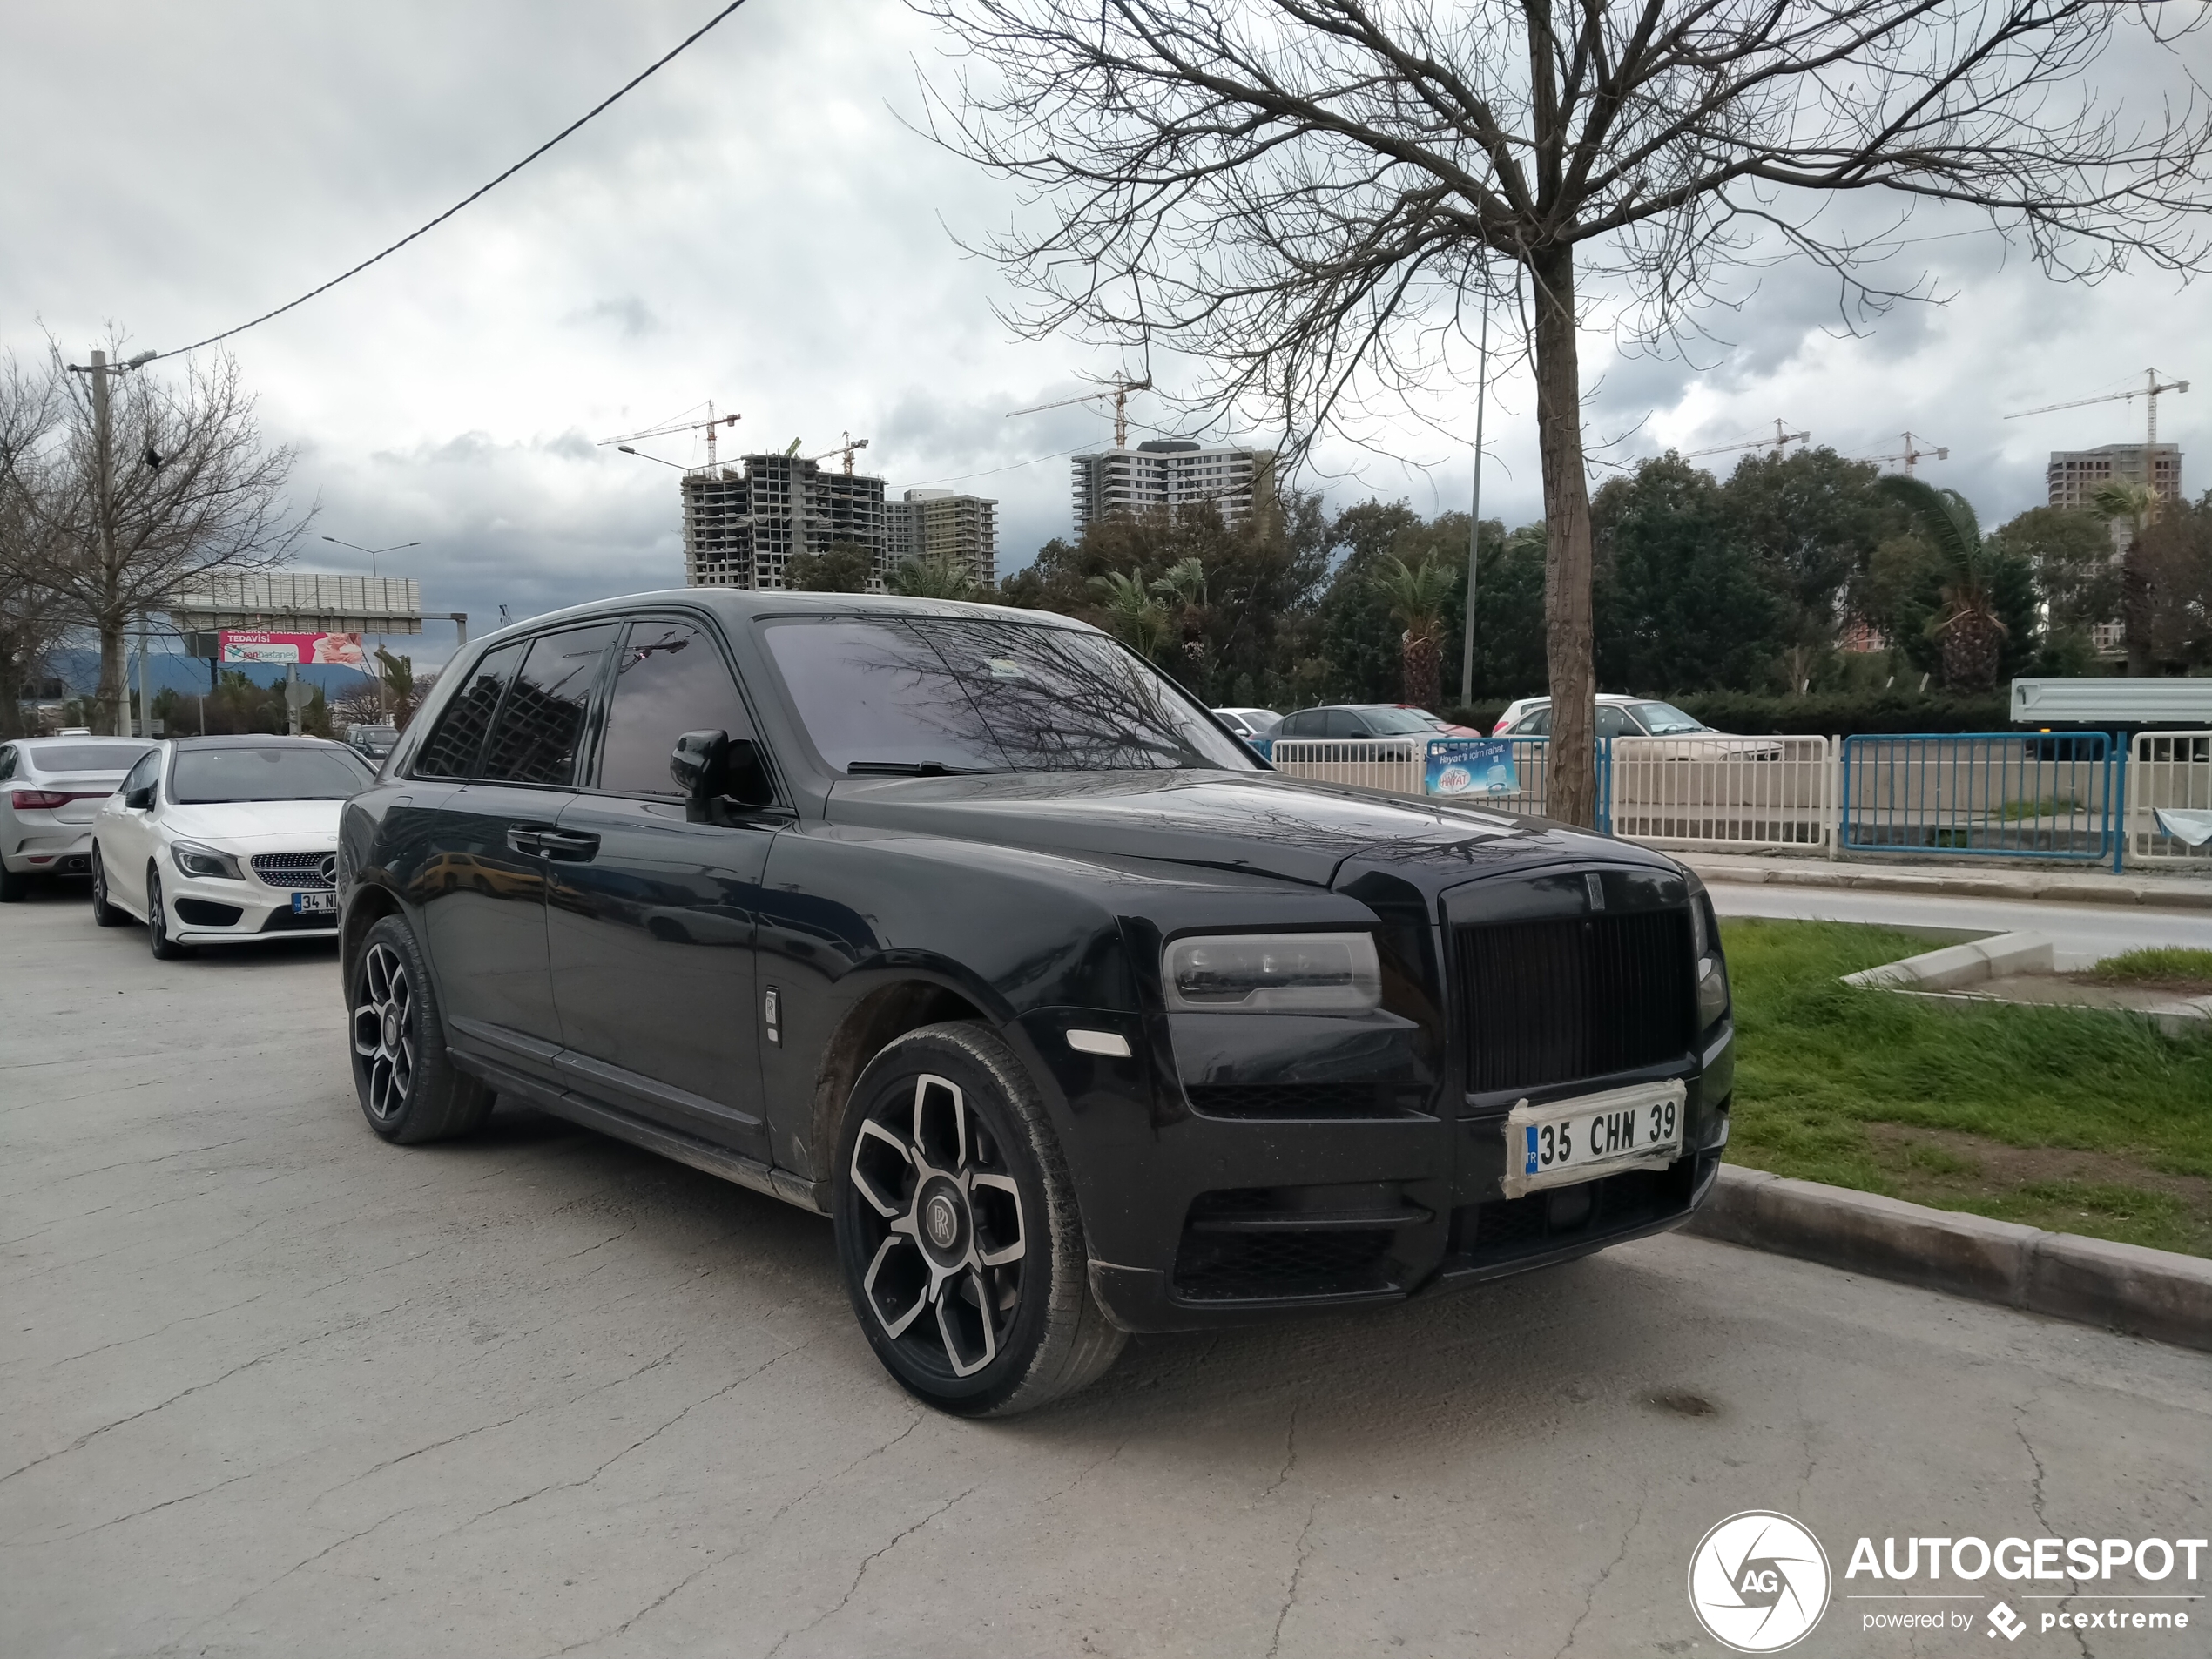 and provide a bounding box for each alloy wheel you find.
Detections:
[147,872,171,955]
[352,942,416,1121]
[848,1072,1028,1379]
